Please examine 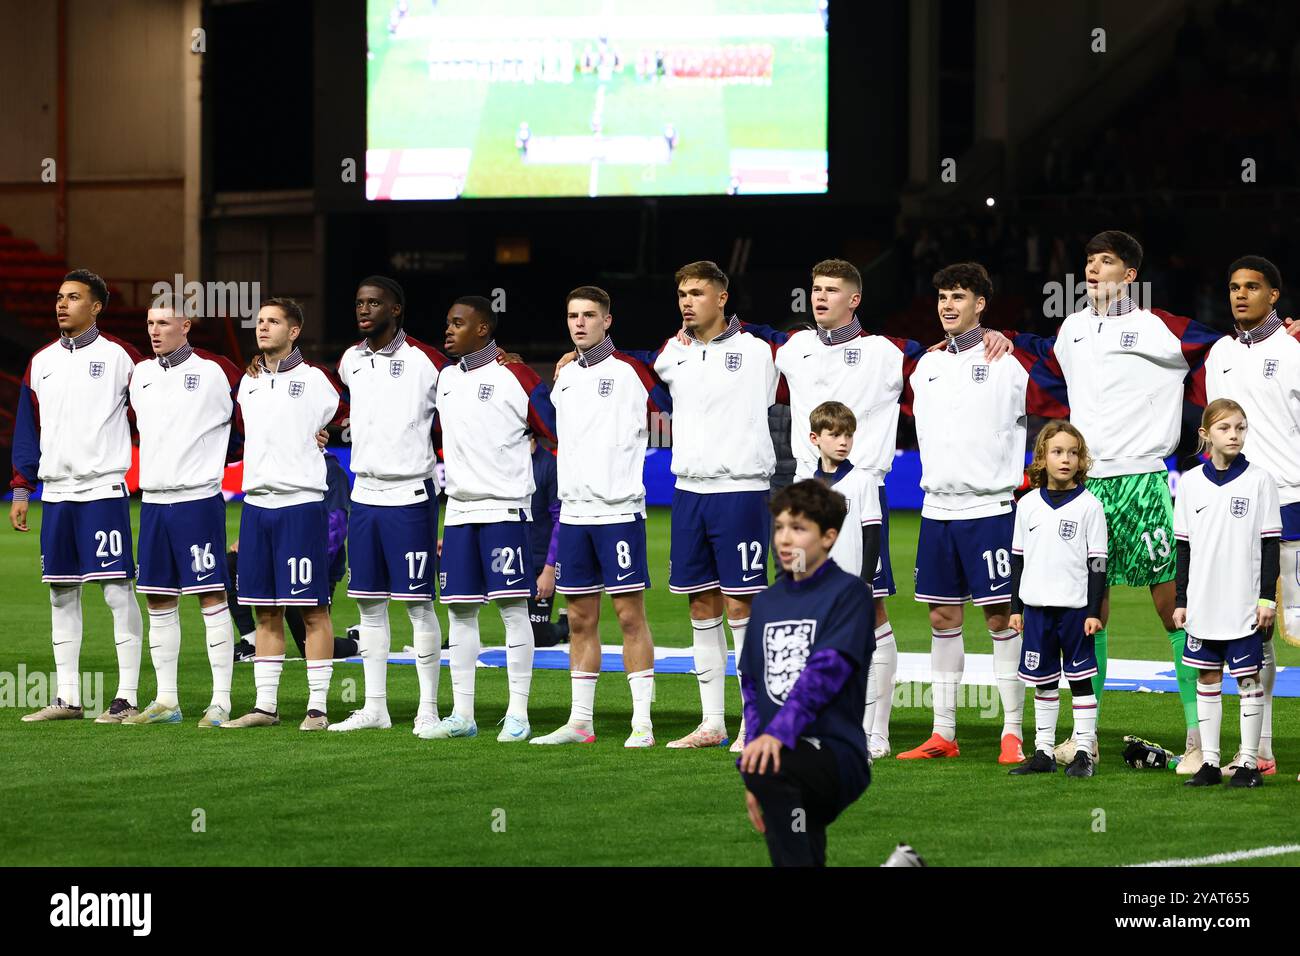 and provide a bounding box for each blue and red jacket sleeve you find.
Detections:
[739,321,794,404]
[103,333,145,434]
[738,320,792,347]
[884,335,927,417]
[613,351,673,416]
[1152,309,1222,409]
[505,363,558,442]
[322,365,350,429]
[11,358,40,496]
[620,335,676,370]
[1004,328,1068,414]
[1010,345,1070,418]
[403,337,452,450]
[197,349,245,462]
